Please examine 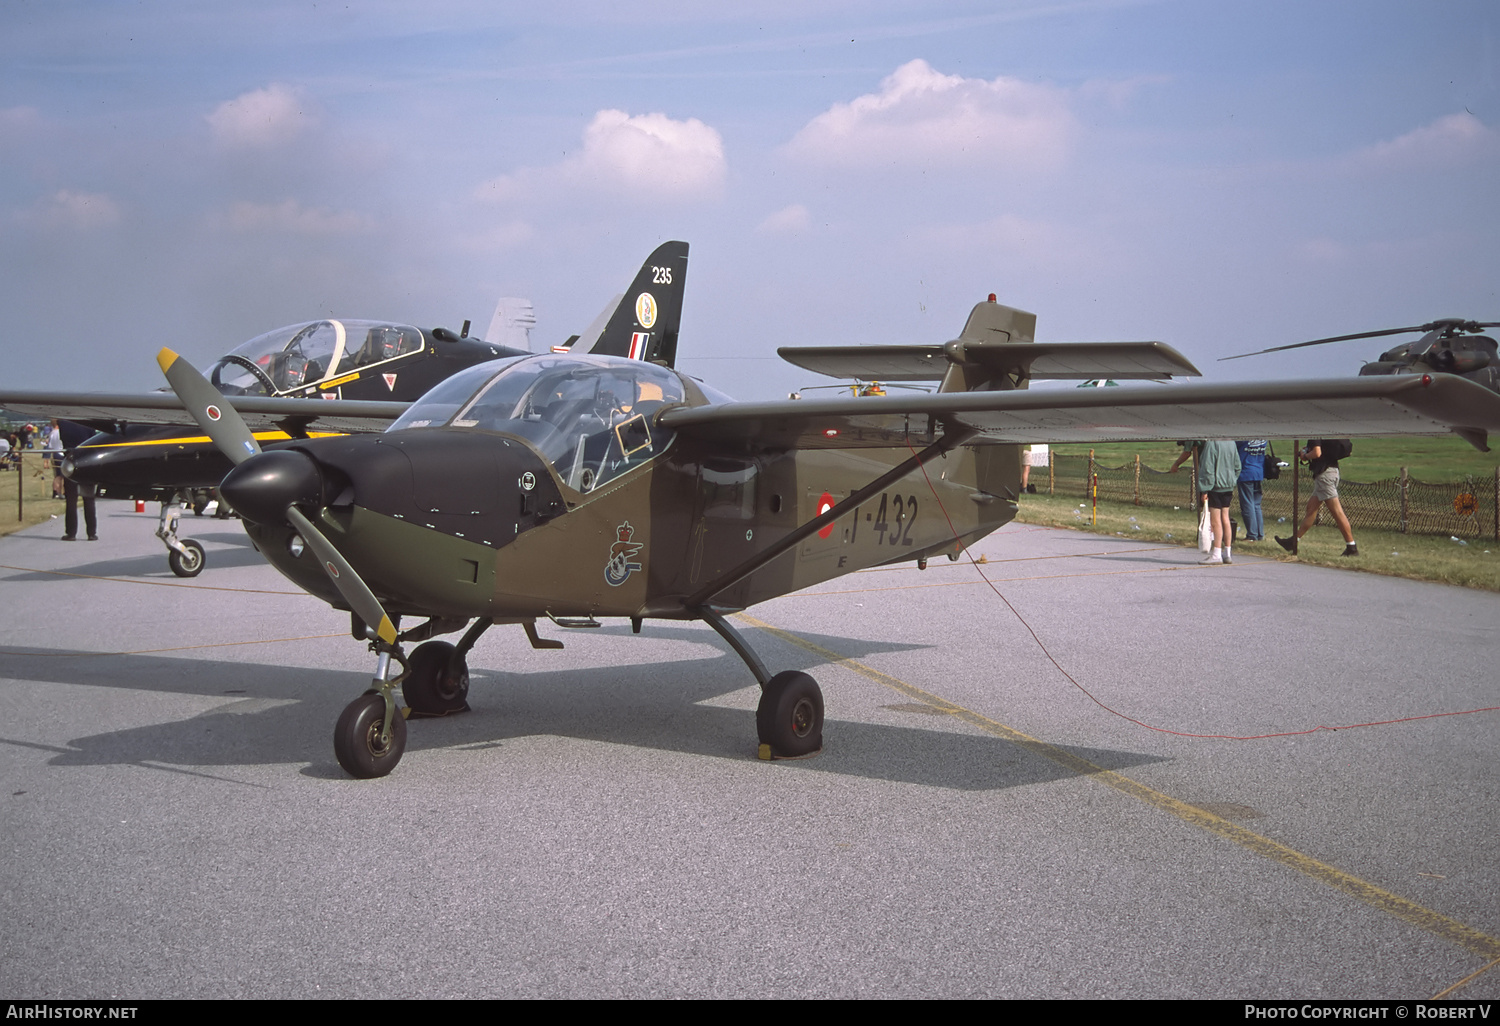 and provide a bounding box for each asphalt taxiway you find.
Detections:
[1,503,1496,998]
